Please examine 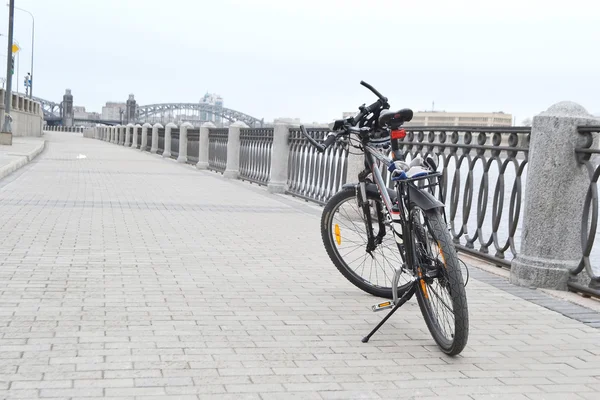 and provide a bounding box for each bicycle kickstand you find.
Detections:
[362,284,416,343]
